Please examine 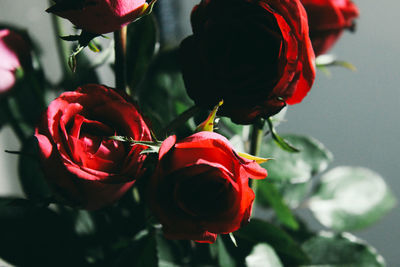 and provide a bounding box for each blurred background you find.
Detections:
[0,0,399,265]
